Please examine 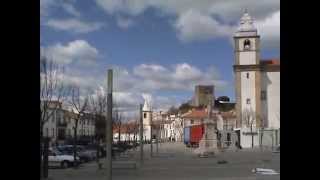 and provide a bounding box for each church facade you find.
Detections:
[142,100,153,141]
[233,11,280,148]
